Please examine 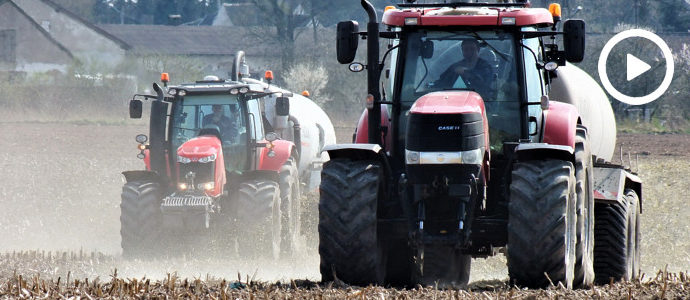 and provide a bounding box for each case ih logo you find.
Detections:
[437,125,461,131]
